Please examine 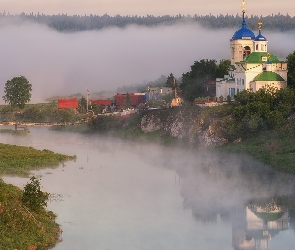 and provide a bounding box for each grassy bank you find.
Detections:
[220,127,295,174]
[0,180,61,250]
[0,140,76,249]
[0,143,76,176]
